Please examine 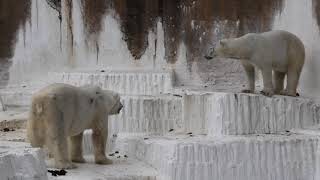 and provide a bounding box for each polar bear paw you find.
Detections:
[241,89,253,94]
[71,157,86,163]
[95,157,113,165]
[260,89,274,97]
[280,90,297,97]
